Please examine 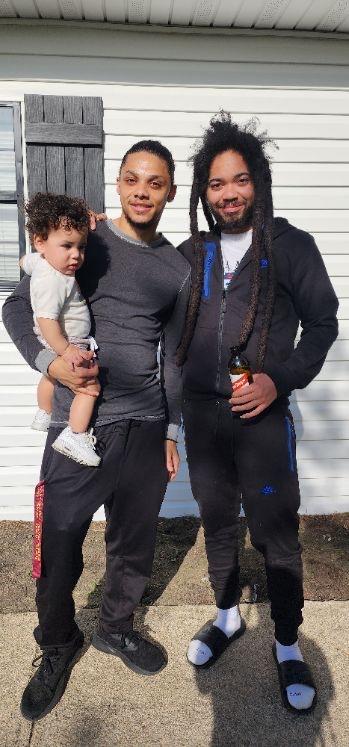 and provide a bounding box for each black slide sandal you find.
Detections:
[187,619,246,670]
[272,643,317,714]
